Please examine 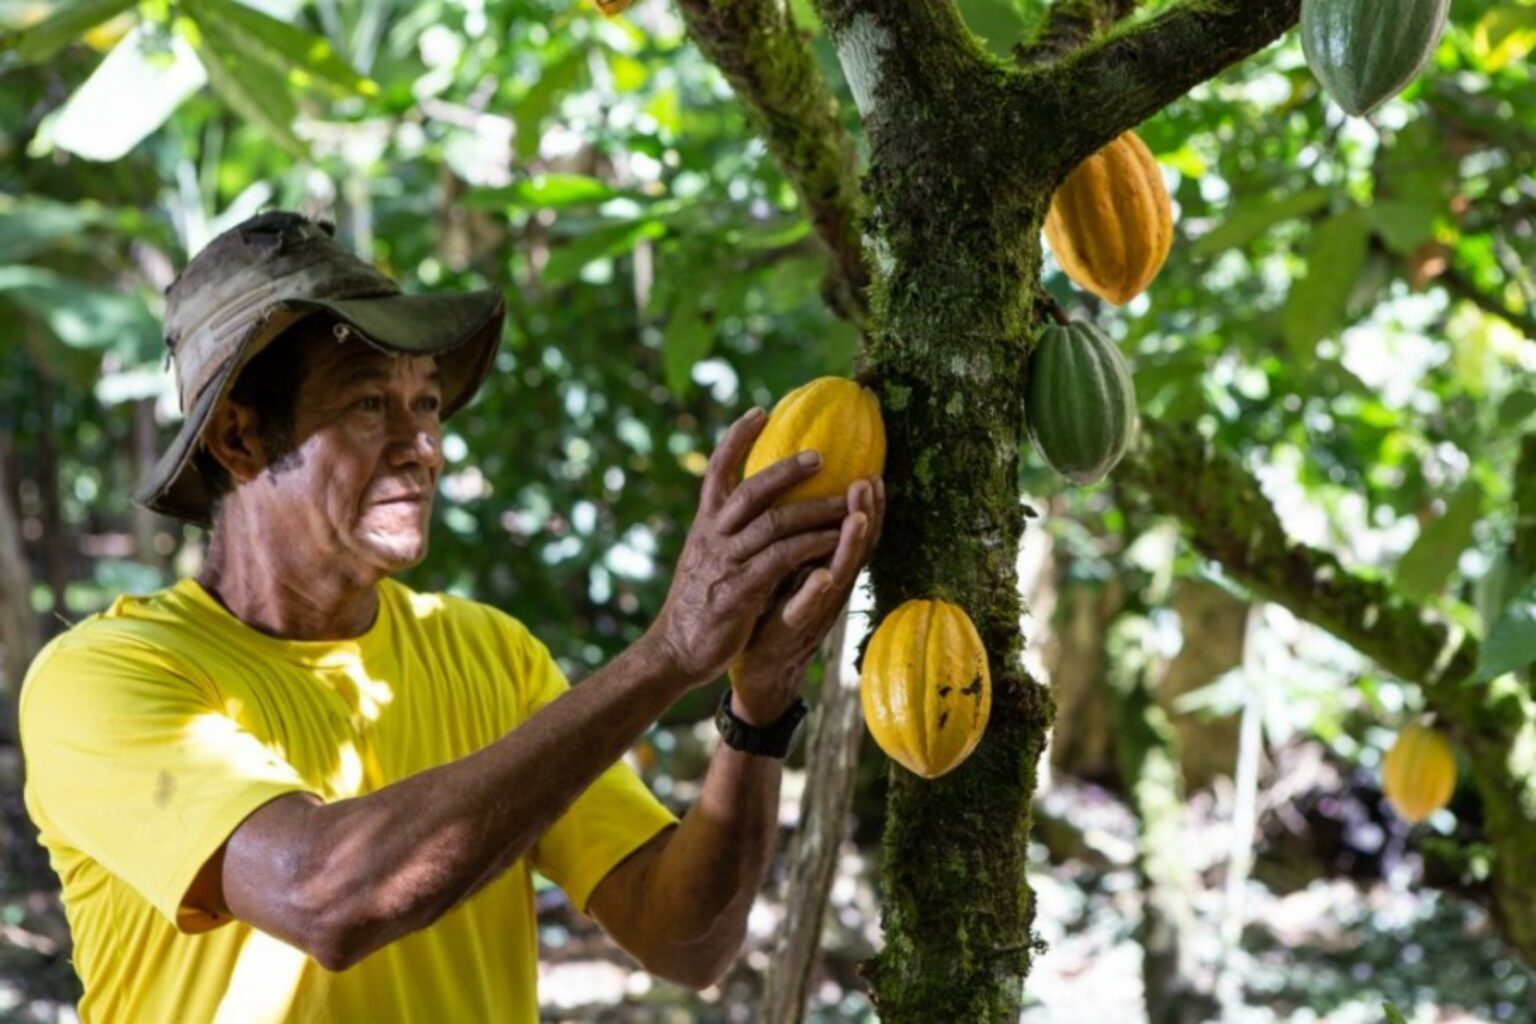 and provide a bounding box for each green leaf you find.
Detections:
[1476,580,1536,682]
[1383,1002,1409,1024]
[542,219,663,287]
[1280,207,1371,357]
[1396,481,1483,601]
[0,197,109,262]
[513,46,587,162]
[2,0,138,65]
[1474,6,1536,73]
[180,15,306,159]
[662,288,712,394]
[1191,188,1332,256]
[467,175,621,212]
[1498,389,1536,428]
[185,0,375,97]
[0,265,157,356]
[1369,200,1437,256]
